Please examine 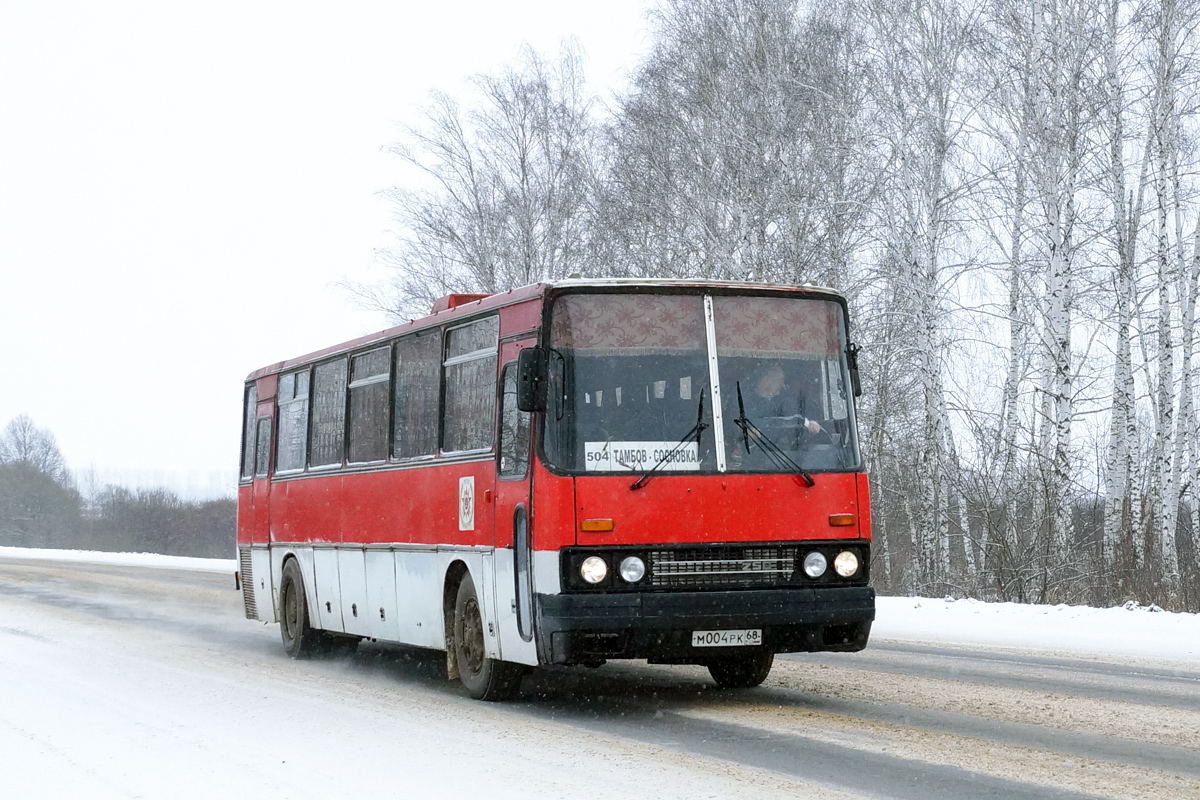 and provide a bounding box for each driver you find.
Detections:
[741,363,821,434]
[783,363,826,435]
